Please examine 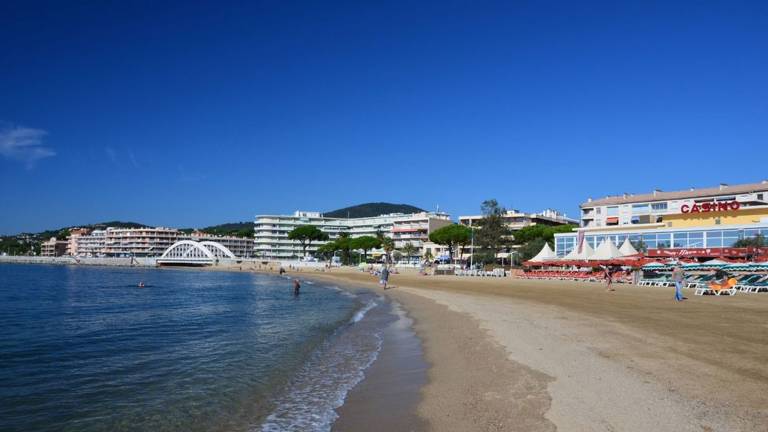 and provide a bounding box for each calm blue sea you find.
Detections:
[0,264,387,432]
